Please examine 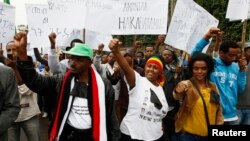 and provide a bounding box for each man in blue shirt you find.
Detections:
[191,27,247,125]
